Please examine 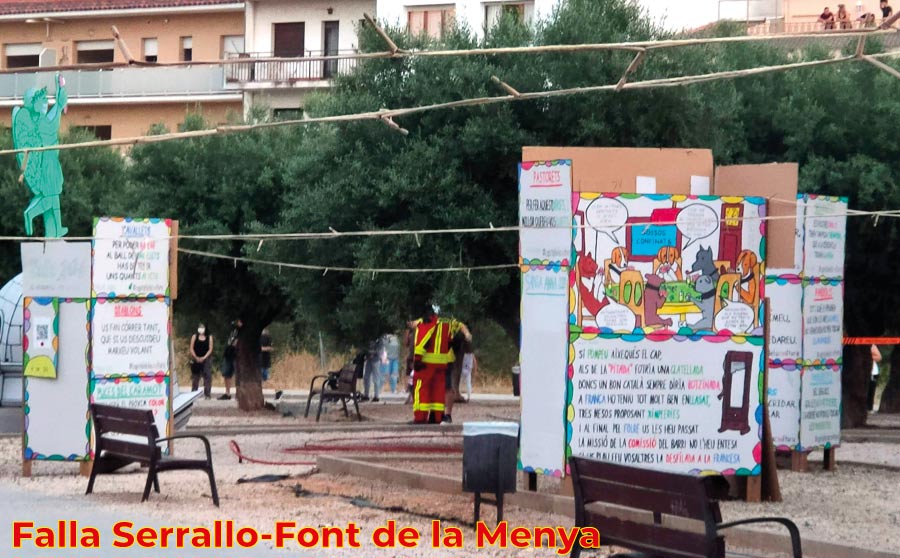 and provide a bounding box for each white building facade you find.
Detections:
[236,0,376,115]
[375,0,561,39]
